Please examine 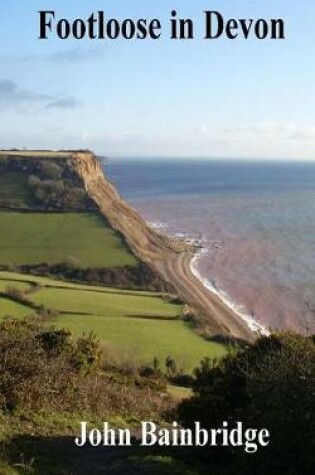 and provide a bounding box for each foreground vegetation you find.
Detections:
[1,153,313,473]
[0,318,209,475]
[0,319,313,475]
[178,332,315,475]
